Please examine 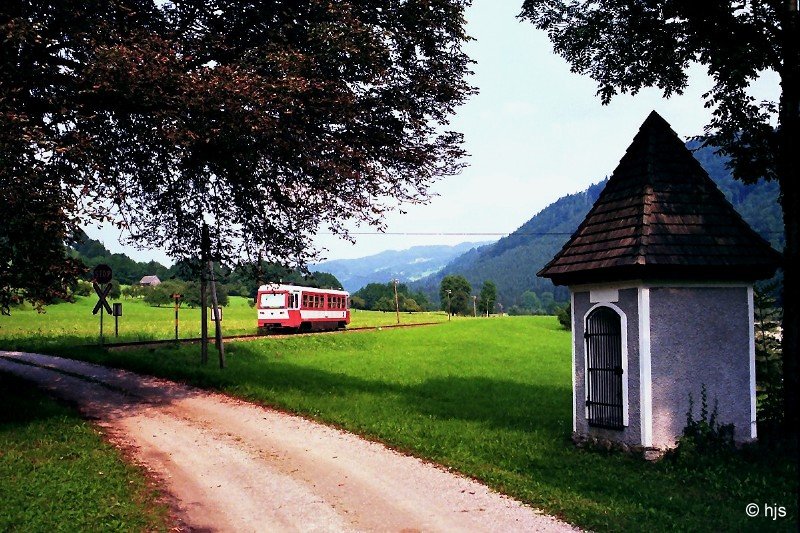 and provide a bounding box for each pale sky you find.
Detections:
[86,0,780,265]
